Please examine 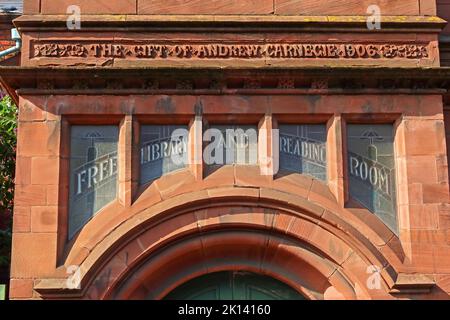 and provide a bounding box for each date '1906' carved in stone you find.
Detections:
[32,41,430,60]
